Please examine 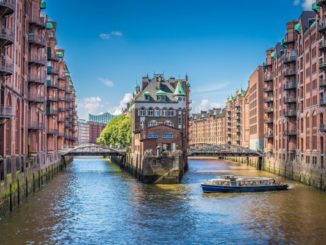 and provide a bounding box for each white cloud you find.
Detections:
[294,0,314,10]
[111,93,133,116]
[77,96,105,119]
[192,99,221,113]
[99,78,114,87]
[99,31,123,40]
[302,0,314,10]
